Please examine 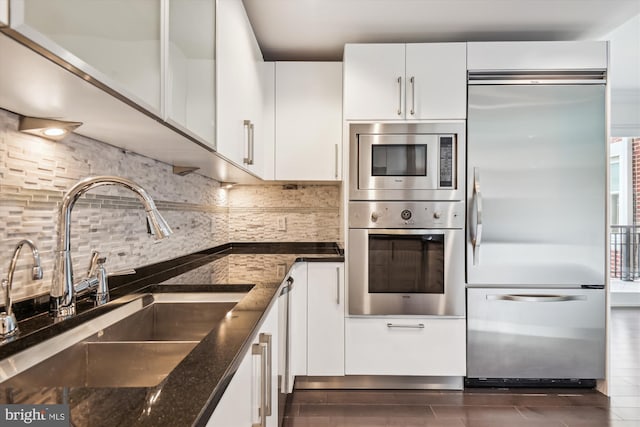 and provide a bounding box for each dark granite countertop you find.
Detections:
[0,242,343,426]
